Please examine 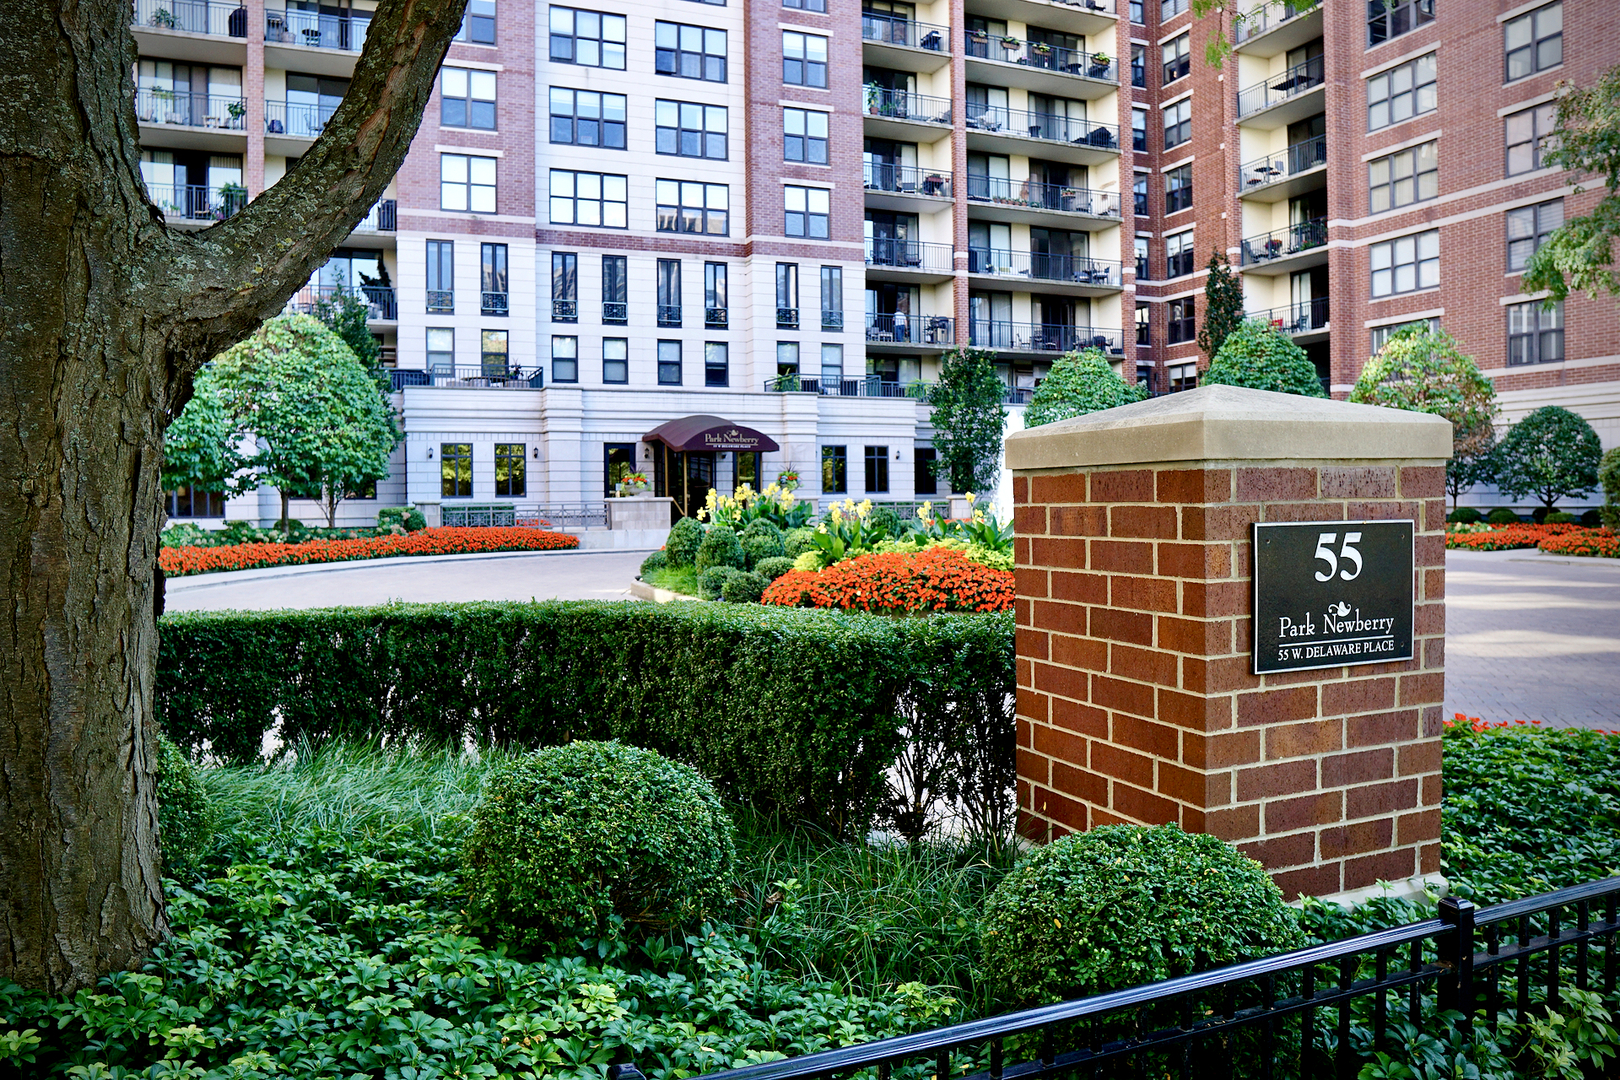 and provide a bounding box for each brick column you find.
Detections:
[1007,384,1452,902]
